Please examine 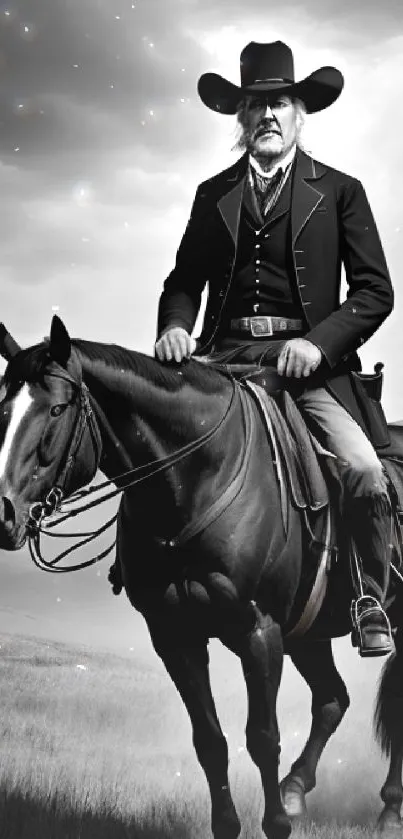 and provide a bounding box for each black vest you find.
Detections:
[223,170,303,323]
